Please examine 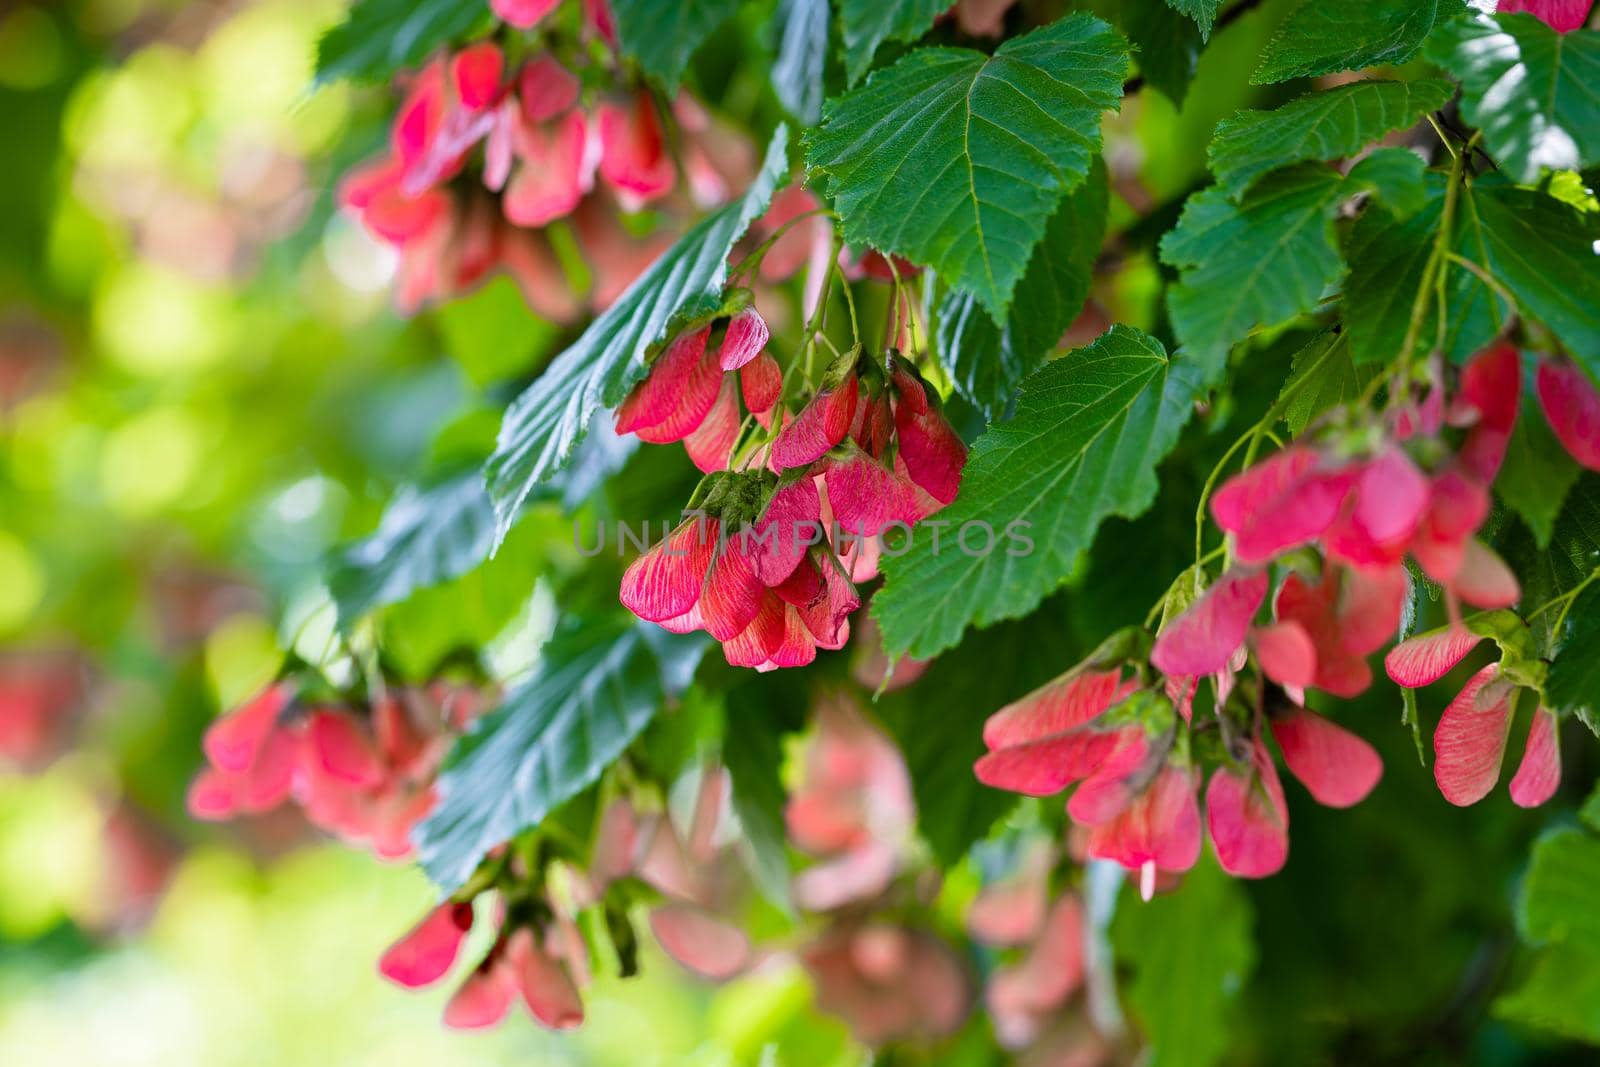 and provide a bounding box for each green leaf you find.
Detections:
[1499,791,1600,1043]
[1425,12,1600,185]
[1460,184,1600,364]
[1498,388,1581,548]
[772,0,830,124]
[1253,0,1462,85]
[1160,166,1348,375]
[415,619,707,891]
[631,685,724,787]
[1165,0,1220,39]
[1583,779,1600,832]
[1341,175,1503,366]
[377,508,561,681]
[1119,0,1202,106]
[327,471,496,630]
[1113,856,1256,1067]
[836,0,946,85]
[1519,828,1600,952]
[1277,332,1378,437]
[1502,474,1600,651]
[1496,943,1600,1044]
[1341,213,1436,367]
[873,326,1206,660]
[1208,79,1452,199]
[315,0,489,83]
[435,277,559,388]
[485,126,789,544]
[806,16,1129,321]
[934,160,1108,418]
[1343,147,1428,220]
[546,417,643,514]
[1548,587,1600,723]
[876,605,1078,866]
[721,673,807,912]
[611,0,741,91]
[1498,806,1600,1040]
[1542,477,1600,598]
[1580,780,1600,831]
